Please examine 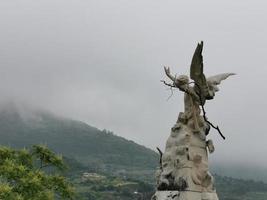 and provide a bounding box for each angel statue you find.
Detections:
[163,41,235,137]
[152,42,235,200]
